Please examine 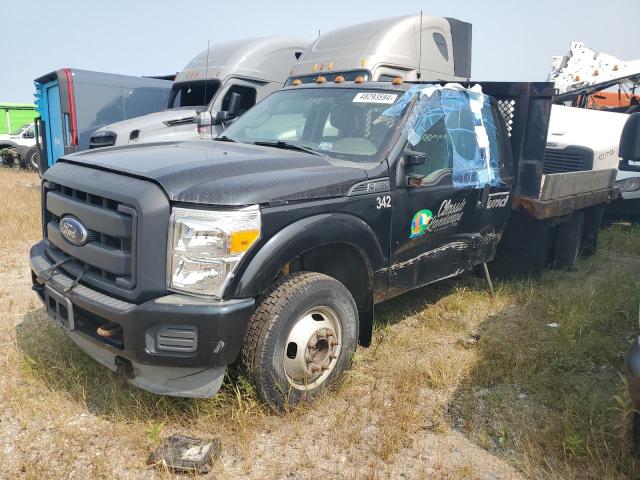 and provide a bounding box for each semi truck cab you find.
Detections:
[89,37,308,149]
